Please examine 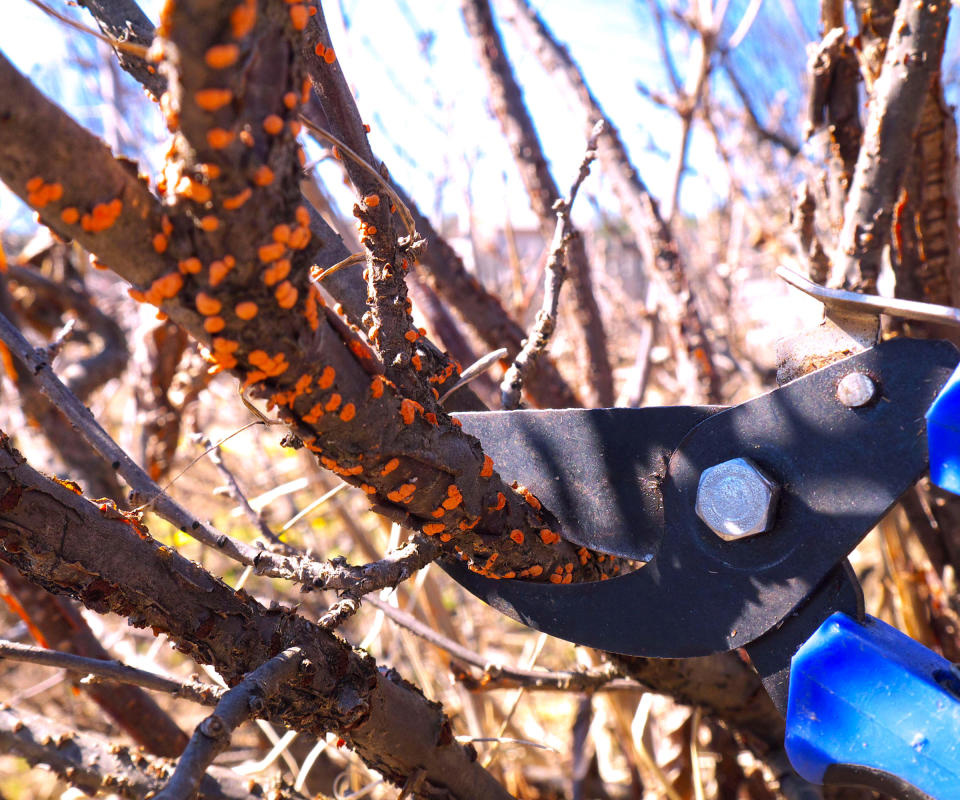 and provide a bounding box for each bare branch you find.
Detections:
[501,123,603,410]
[461,0,615,407]
[157,648,303,800]
[0,638,223,706]
[0,705,303,800]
